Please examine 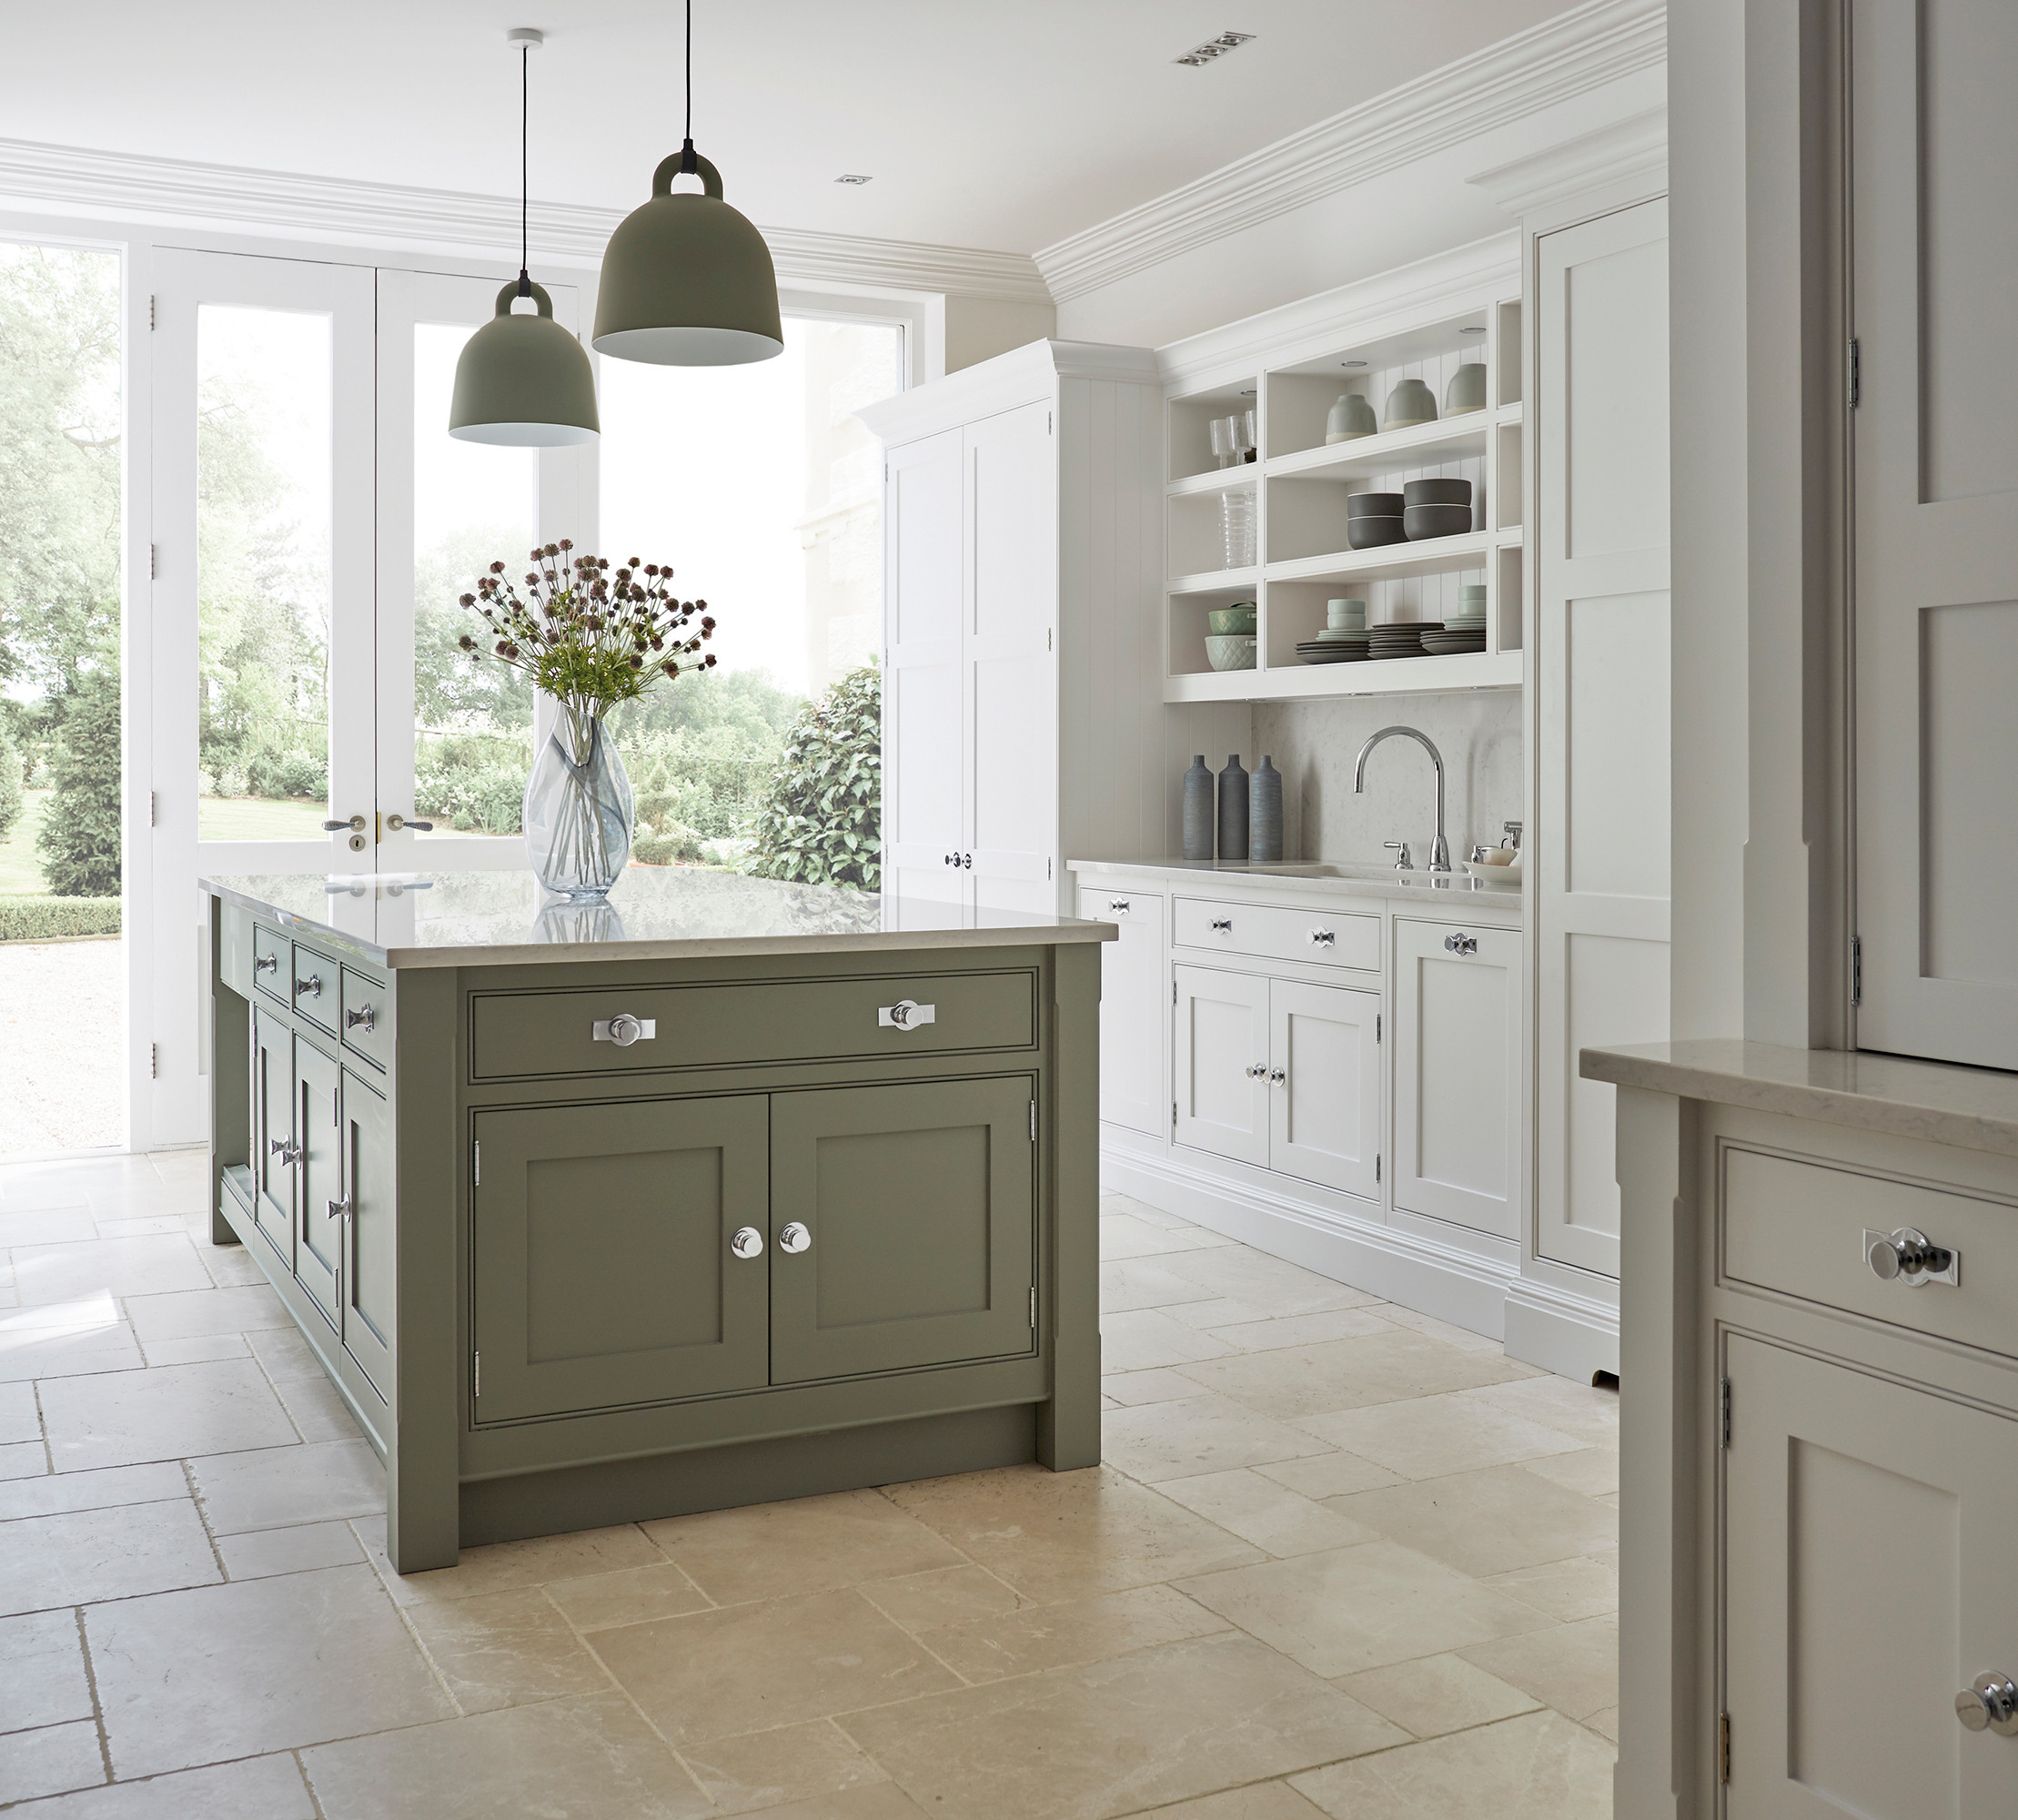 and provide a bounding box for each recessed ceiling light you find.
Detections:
[834,174,873,186]
[1340,359,1367,369]
[1174,30,1255,68]
[1459,325,1487,335]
